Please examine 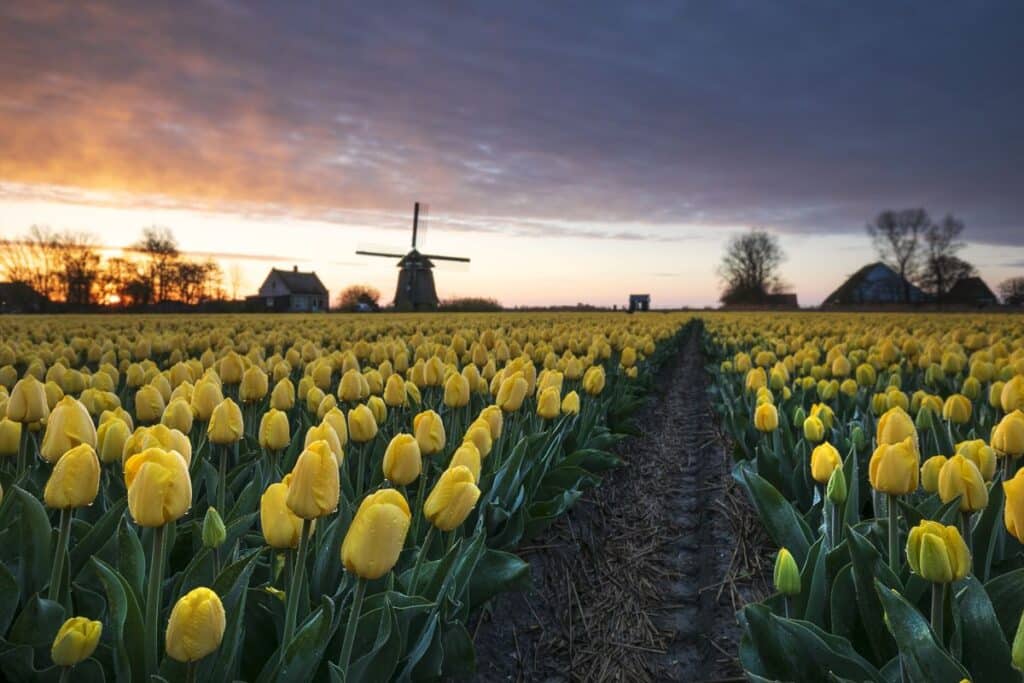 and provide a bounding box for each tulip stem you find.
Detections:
[16,424,29,479]
[47,508,72,603]
[931,582,945,643]
[961,511,973,558]
[355,442,365,498]
[58,667,71,683]
[409,526,435,593]
[411,466,429,539]
[887,494,900,575]
[144,524,168,677]
[185,661,197,683]
[281,518,312,655]
[338,577,367,675]
[216,444,227,514]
